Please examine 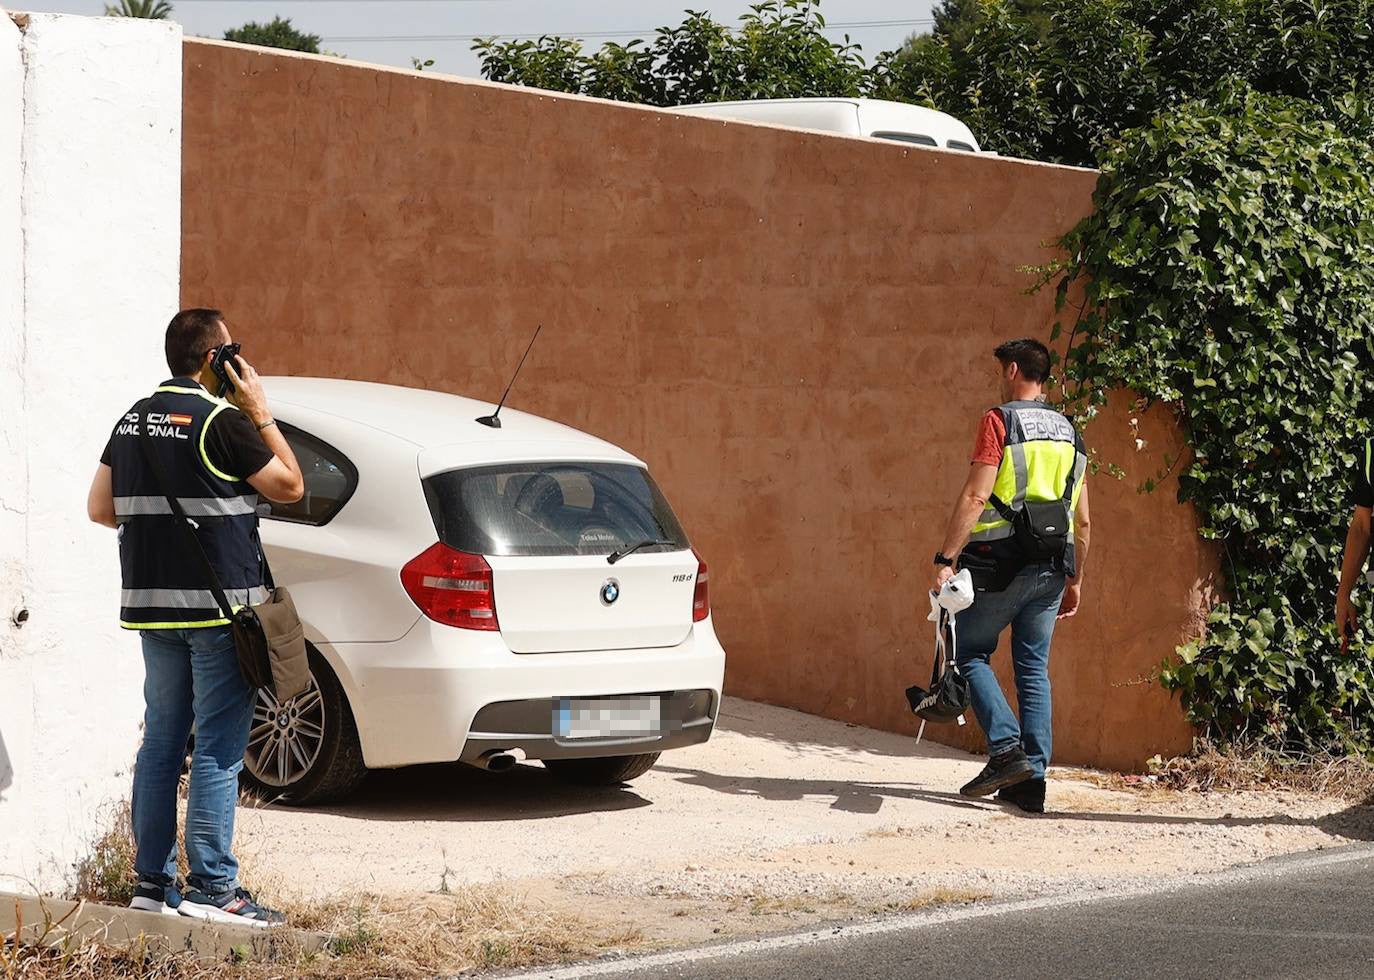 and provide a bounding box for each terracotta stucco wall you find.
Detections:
[181,39,1214,771]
